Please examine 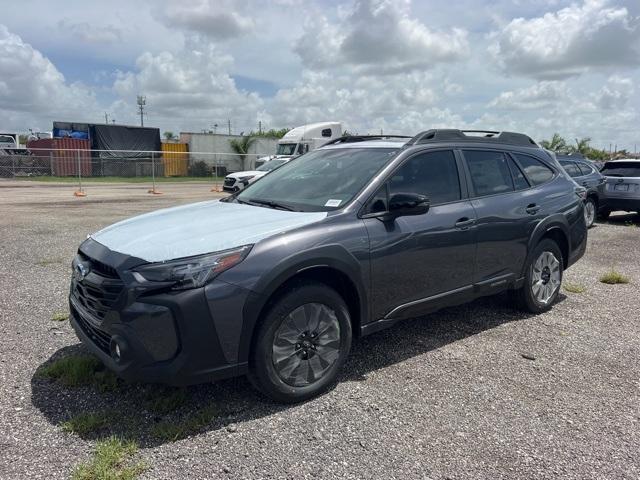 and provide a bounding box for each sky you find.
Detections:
[0,0,639,151]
